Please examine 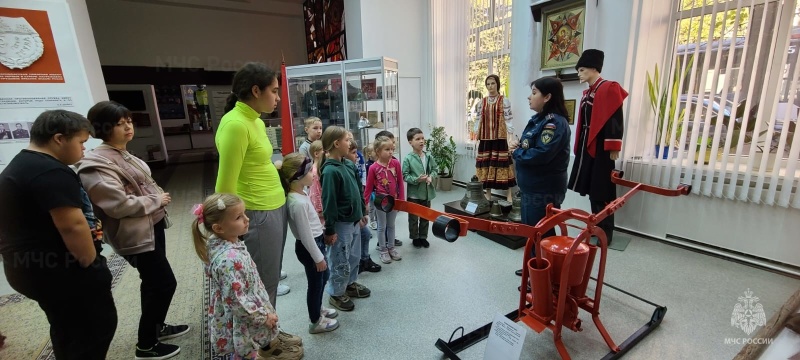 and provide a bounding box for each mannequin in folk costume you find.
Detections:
[568,49,628,245]
[475,74,516,202]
